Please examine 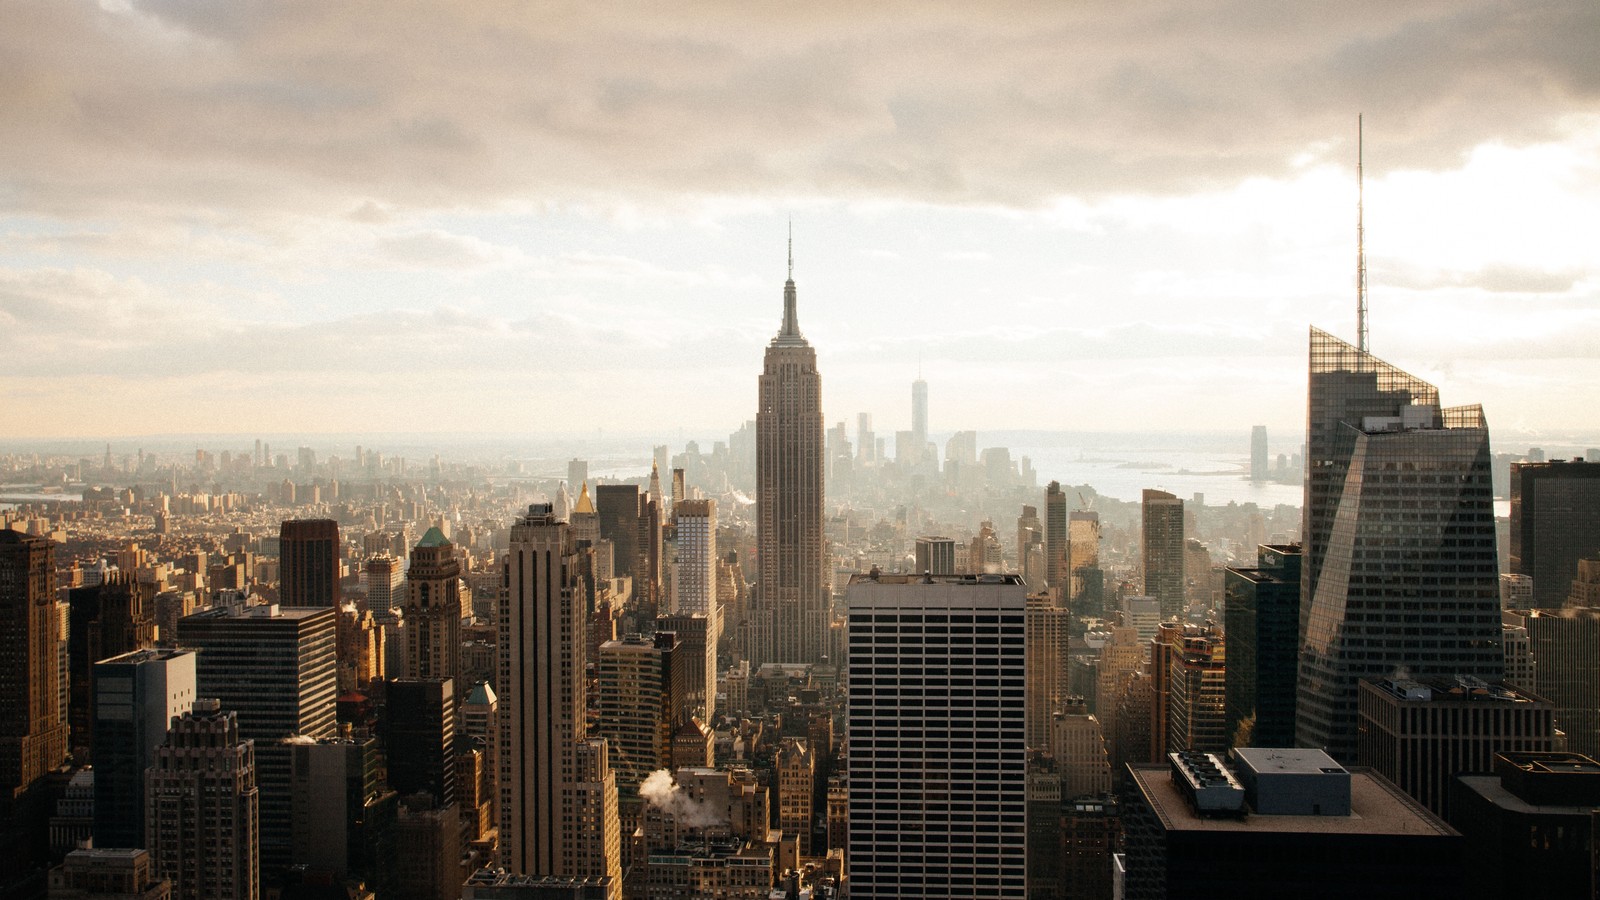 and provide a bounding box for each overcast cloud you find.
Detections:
[1,0,1597,442]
